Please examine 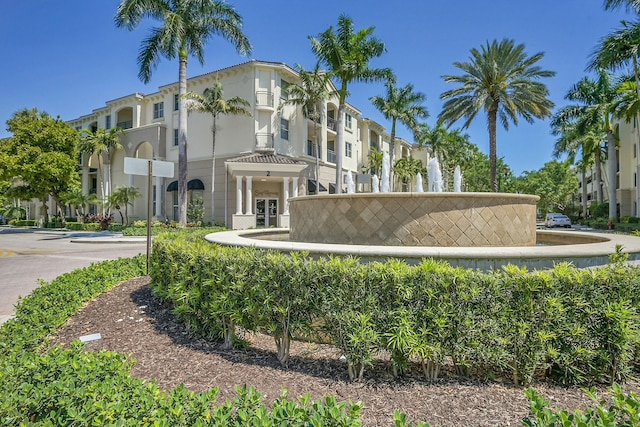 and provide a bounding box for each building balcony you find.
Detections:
[255,91,275,110]
[327,149,336,164]
[117,120,133,130]
[327,117,336,132]
[256,133,274,152]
